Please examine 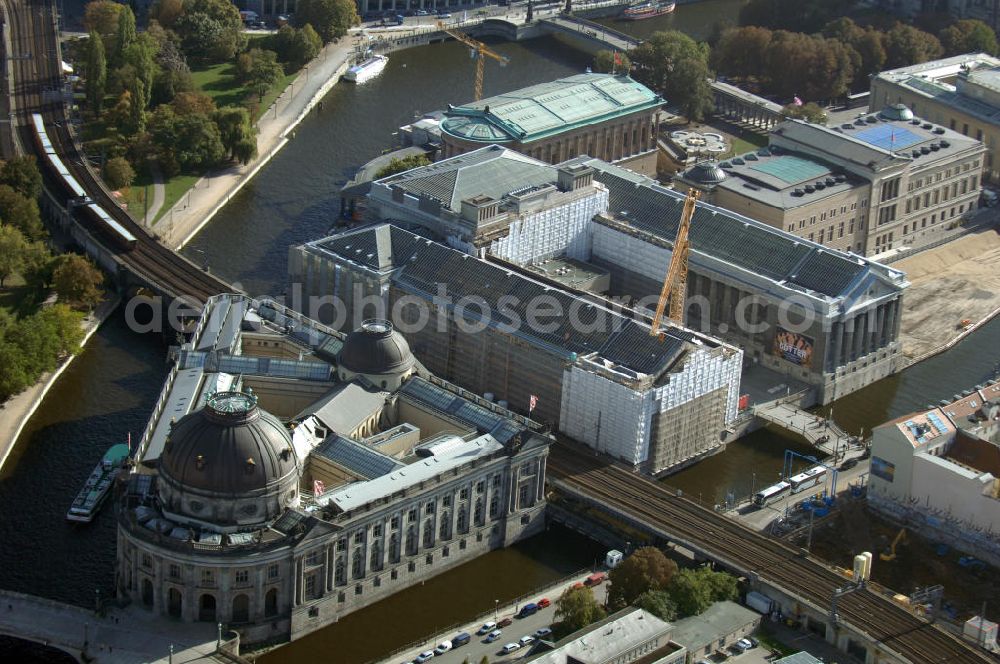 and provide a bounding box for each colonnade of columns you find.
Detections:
[712,93,781,131]
[825,298,902,372]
